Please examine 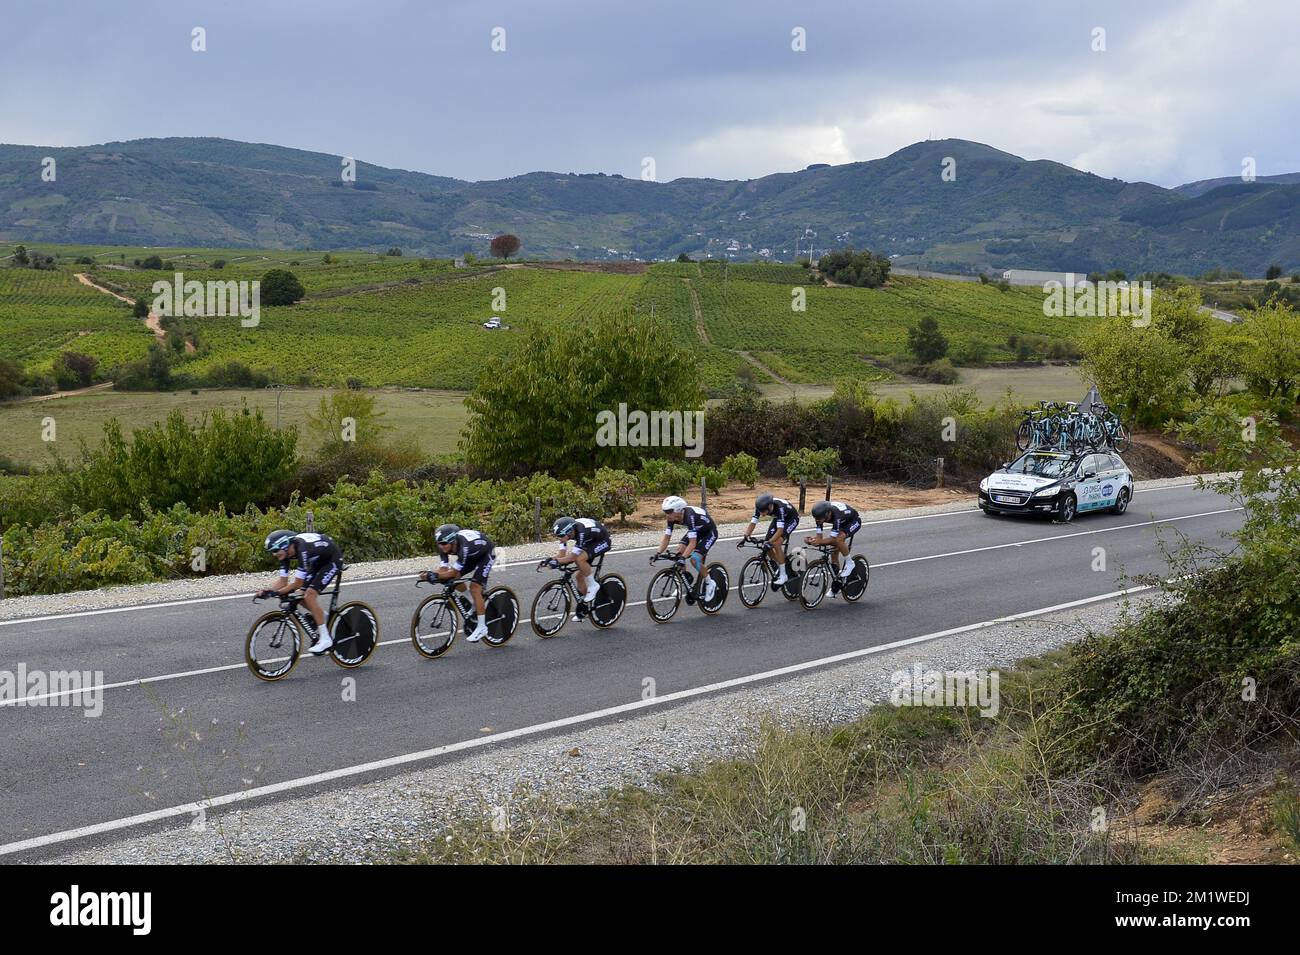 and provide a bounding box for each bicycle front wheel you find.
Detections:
[646,568,683,623]
[531,580,571,638]
[799,562,830,610]
[411,594,458,658]
[245,611,304,681]
[329,600,379,668]
[738,556,769,608]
